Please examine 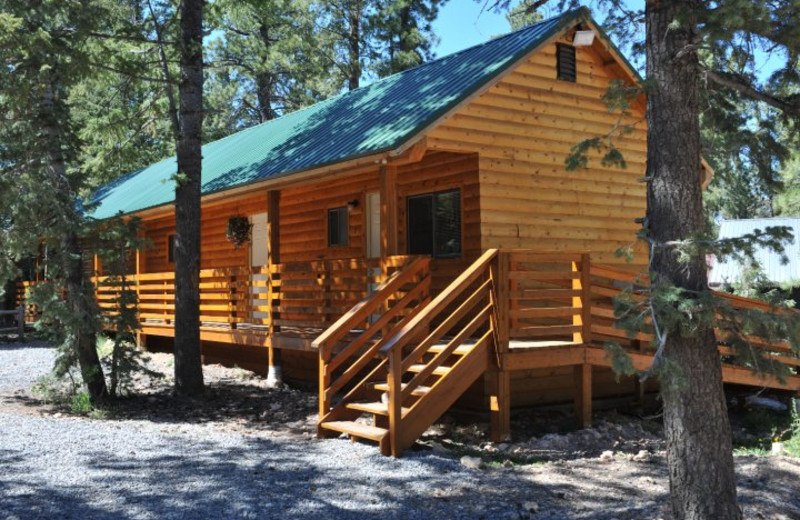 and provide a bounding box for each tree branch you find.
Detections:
[705,68,800,118]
